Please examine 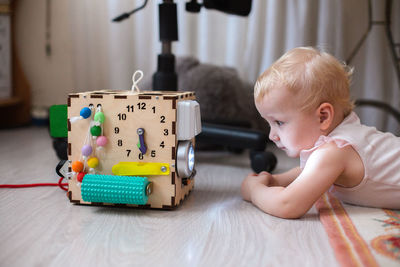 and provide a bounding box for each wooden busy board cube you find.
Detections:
[67,90,201,209]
